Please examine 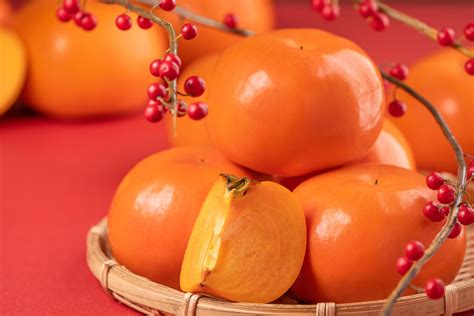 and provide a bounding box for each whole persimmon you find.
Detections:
[207,29,385,176]
[292,164,466,303]
[108,146,251,290]
[392,49,474,173]
[156,0,274,66]
[165,53,220,147]
[13,1,166,118]
[181,174,306,303]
